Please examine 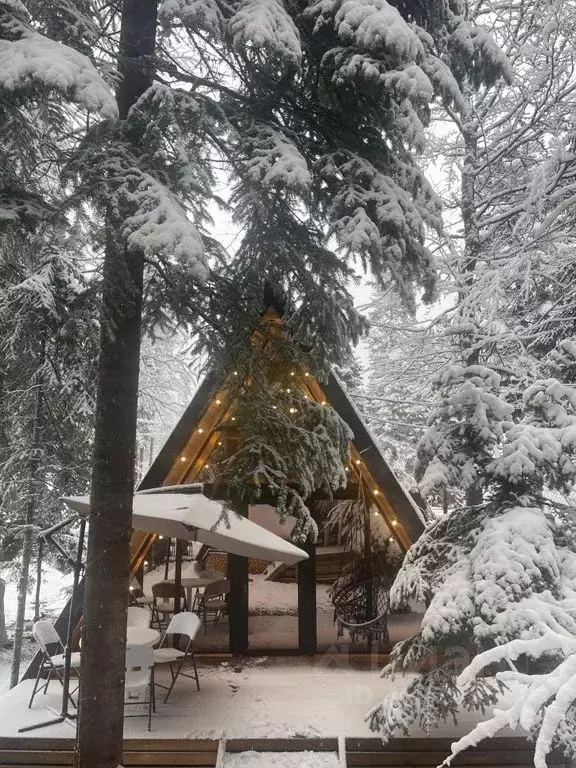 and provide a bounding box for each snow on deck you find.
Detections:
[0,657,524,741]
